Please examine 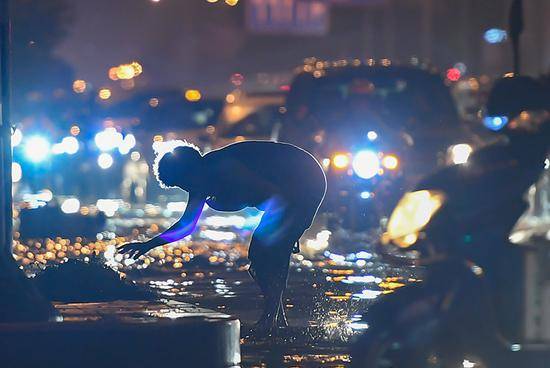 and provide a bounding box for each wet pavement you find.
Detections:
[13,210,420,367]
[129,249,418,367]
